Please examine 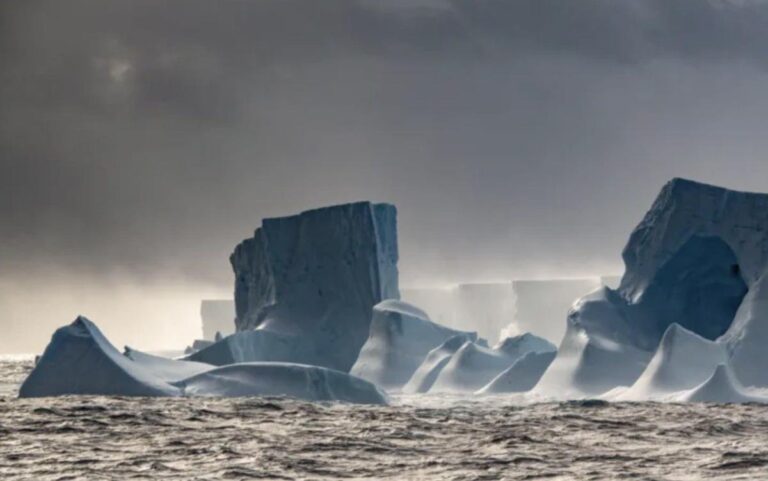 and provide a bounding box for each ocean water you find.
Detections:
[2,357,768,480]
